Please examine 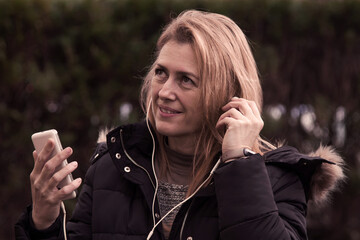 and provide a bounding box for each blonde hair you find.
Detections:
[140,10,274,194]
